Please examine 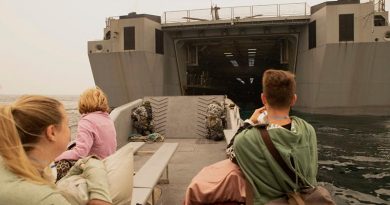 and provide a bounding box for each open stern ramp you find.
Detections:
[144,95,226,139]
